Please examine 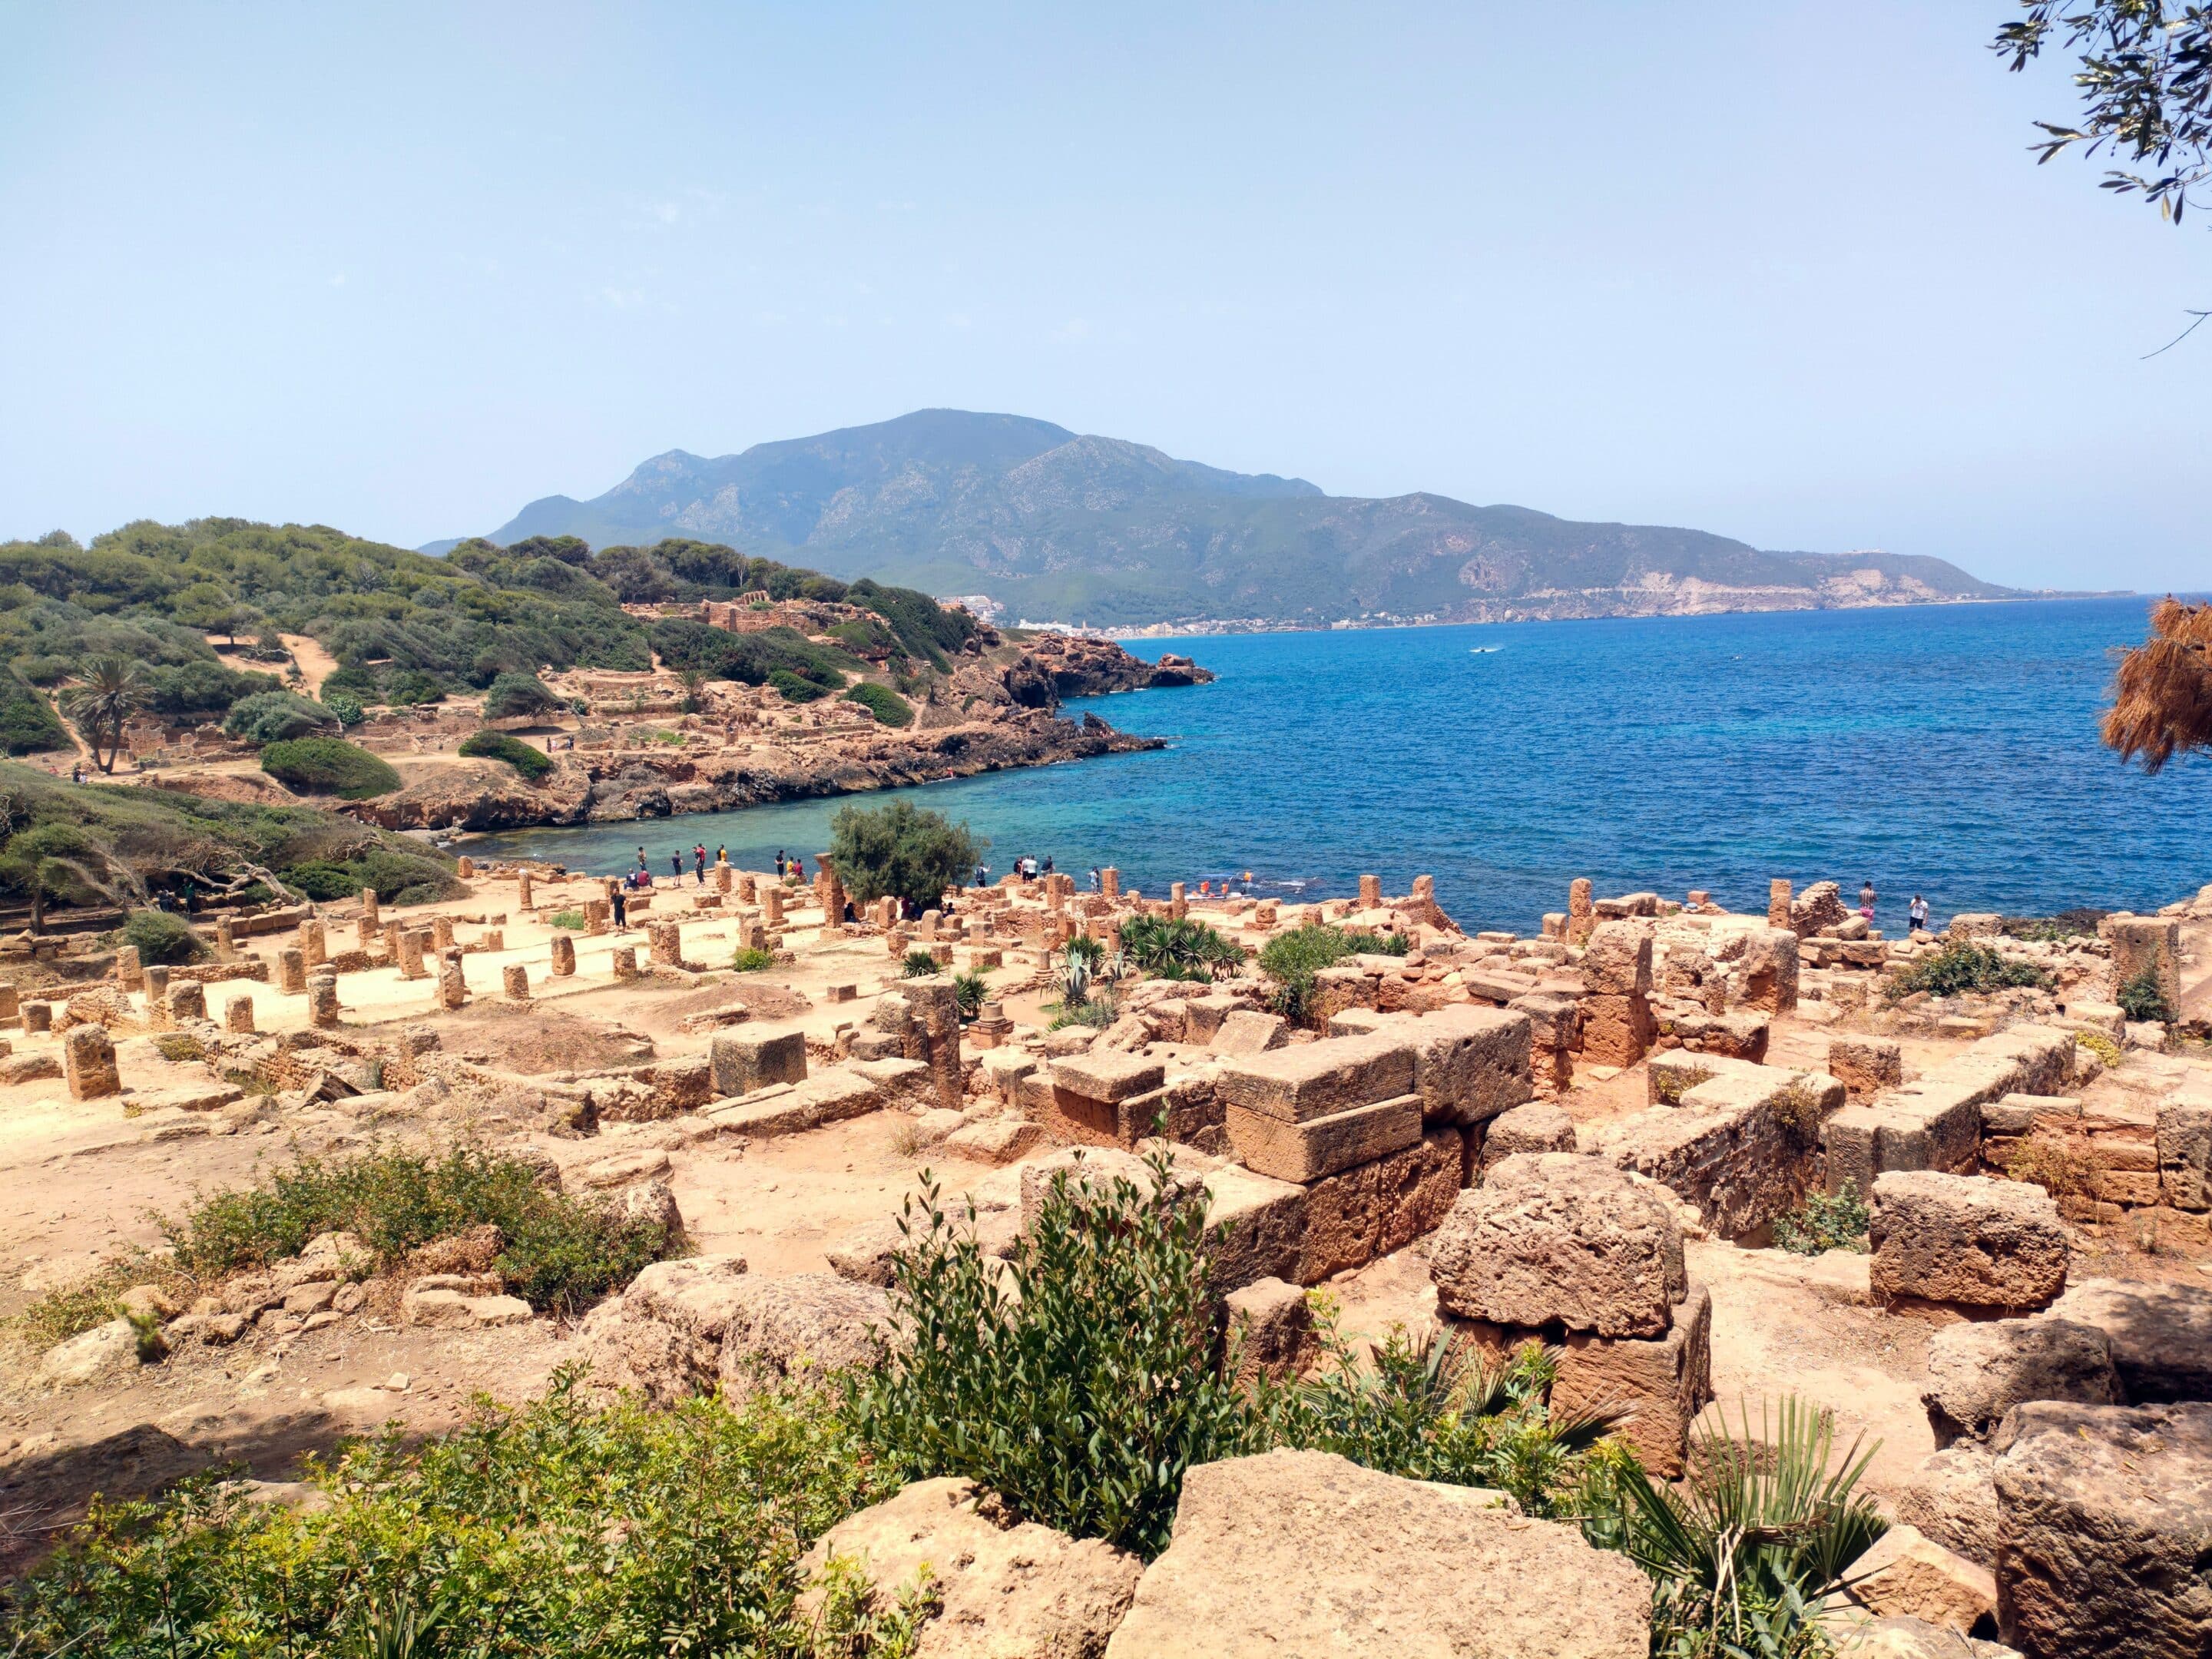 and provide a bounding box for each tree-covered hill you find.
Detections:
[0,519,979,743]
